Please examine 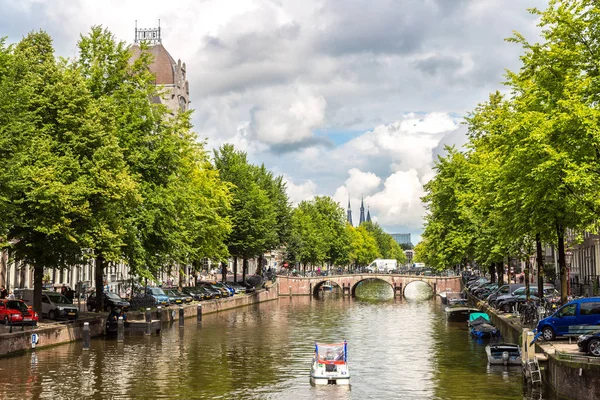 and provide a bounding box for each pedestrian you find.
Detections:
[0,286,7,299]
[7,290,15,300]
[61,284,67,296]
